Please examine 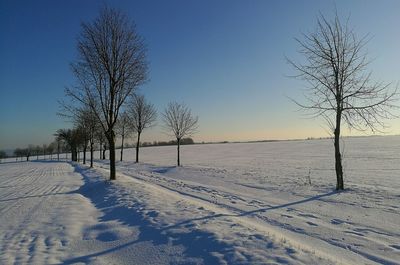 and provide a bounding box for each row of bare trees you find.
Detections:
[58,96,198,166]
[59,6,198,180]
[58,94,156,167]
